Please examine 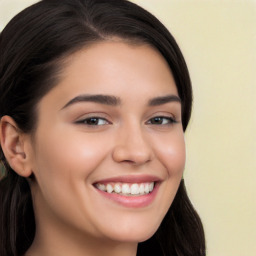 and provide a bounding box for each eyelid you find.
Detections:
[146,115,178,125]
[74,113,112,126]
[76,117,110,125]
